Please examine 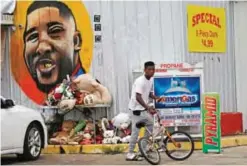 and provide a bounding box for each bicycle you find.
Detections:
[136,110,194,165]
